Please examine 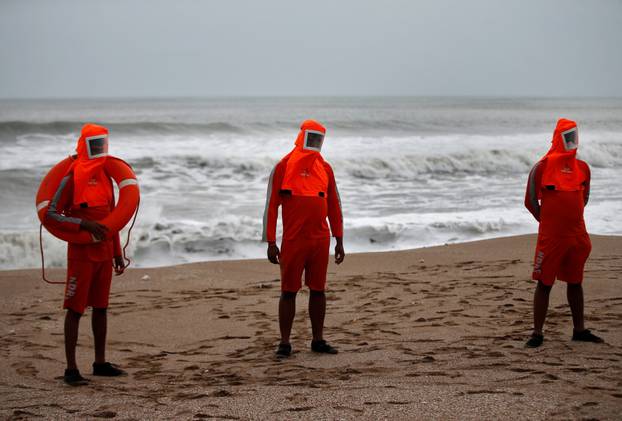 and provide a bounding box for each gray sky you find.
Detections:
[1,0,621,98]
